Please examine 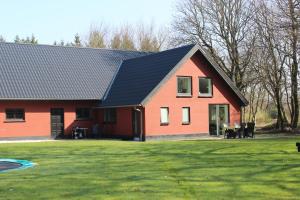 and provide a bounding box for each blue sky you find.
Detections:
[0,0,177,44]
